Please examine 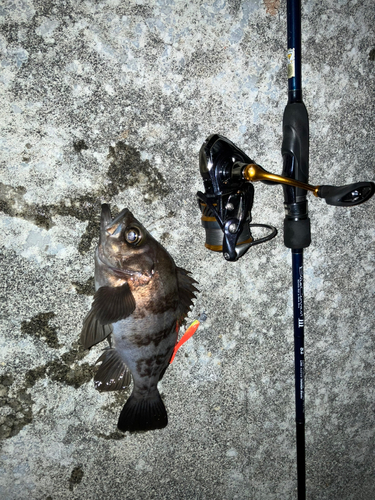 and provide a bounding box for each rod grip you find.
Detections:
[282,102,309,189]
[318,182,375,206]
[284,217,311,249]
